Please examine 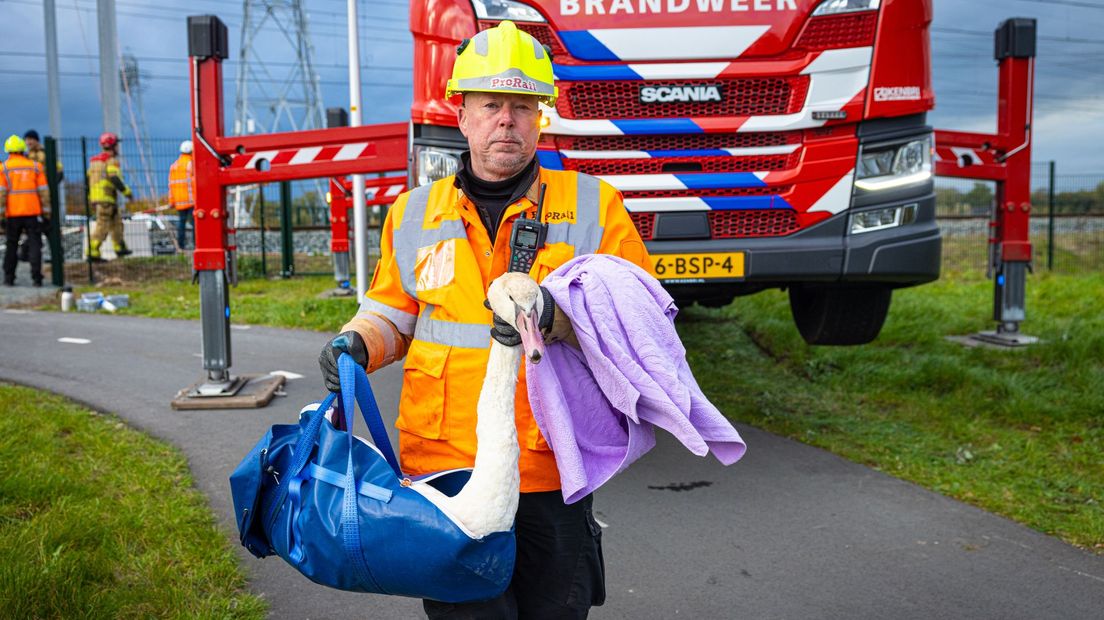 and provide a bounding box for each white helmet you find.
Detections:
[180,140,194,154]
